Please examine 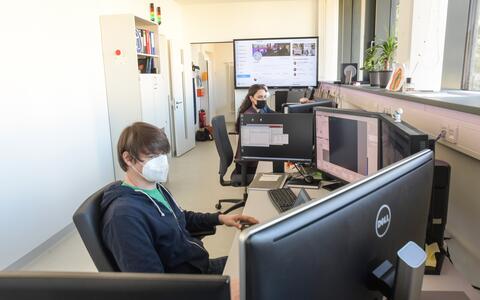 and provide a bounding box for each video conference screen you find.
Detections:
[234,37,318,88]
